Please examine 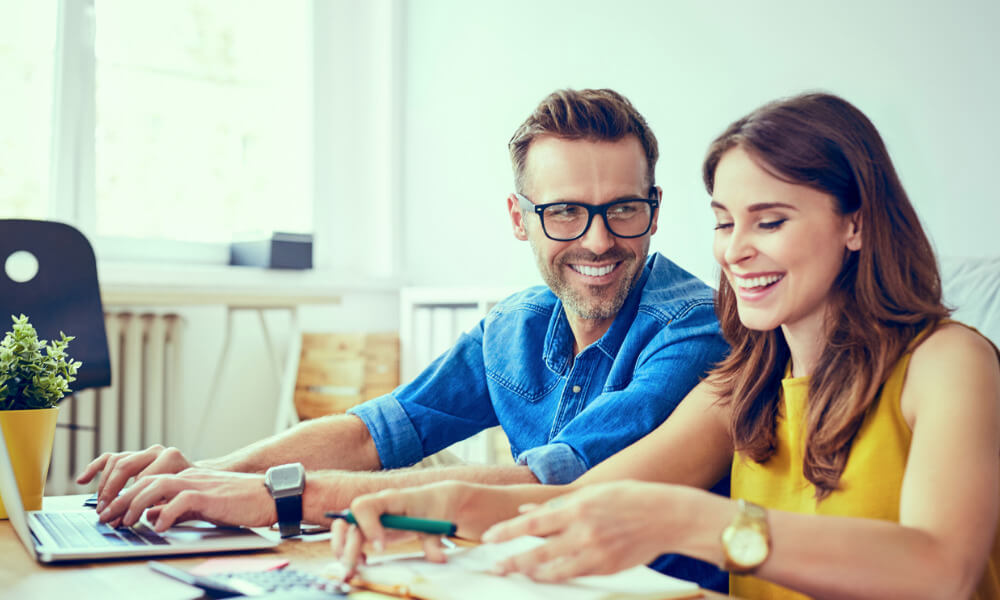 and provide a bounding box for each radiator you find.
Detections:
[47,312,183,494]
[399,287,518,466]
